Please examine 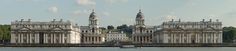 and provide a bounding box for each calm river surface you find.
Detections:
[0,47,236,51]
